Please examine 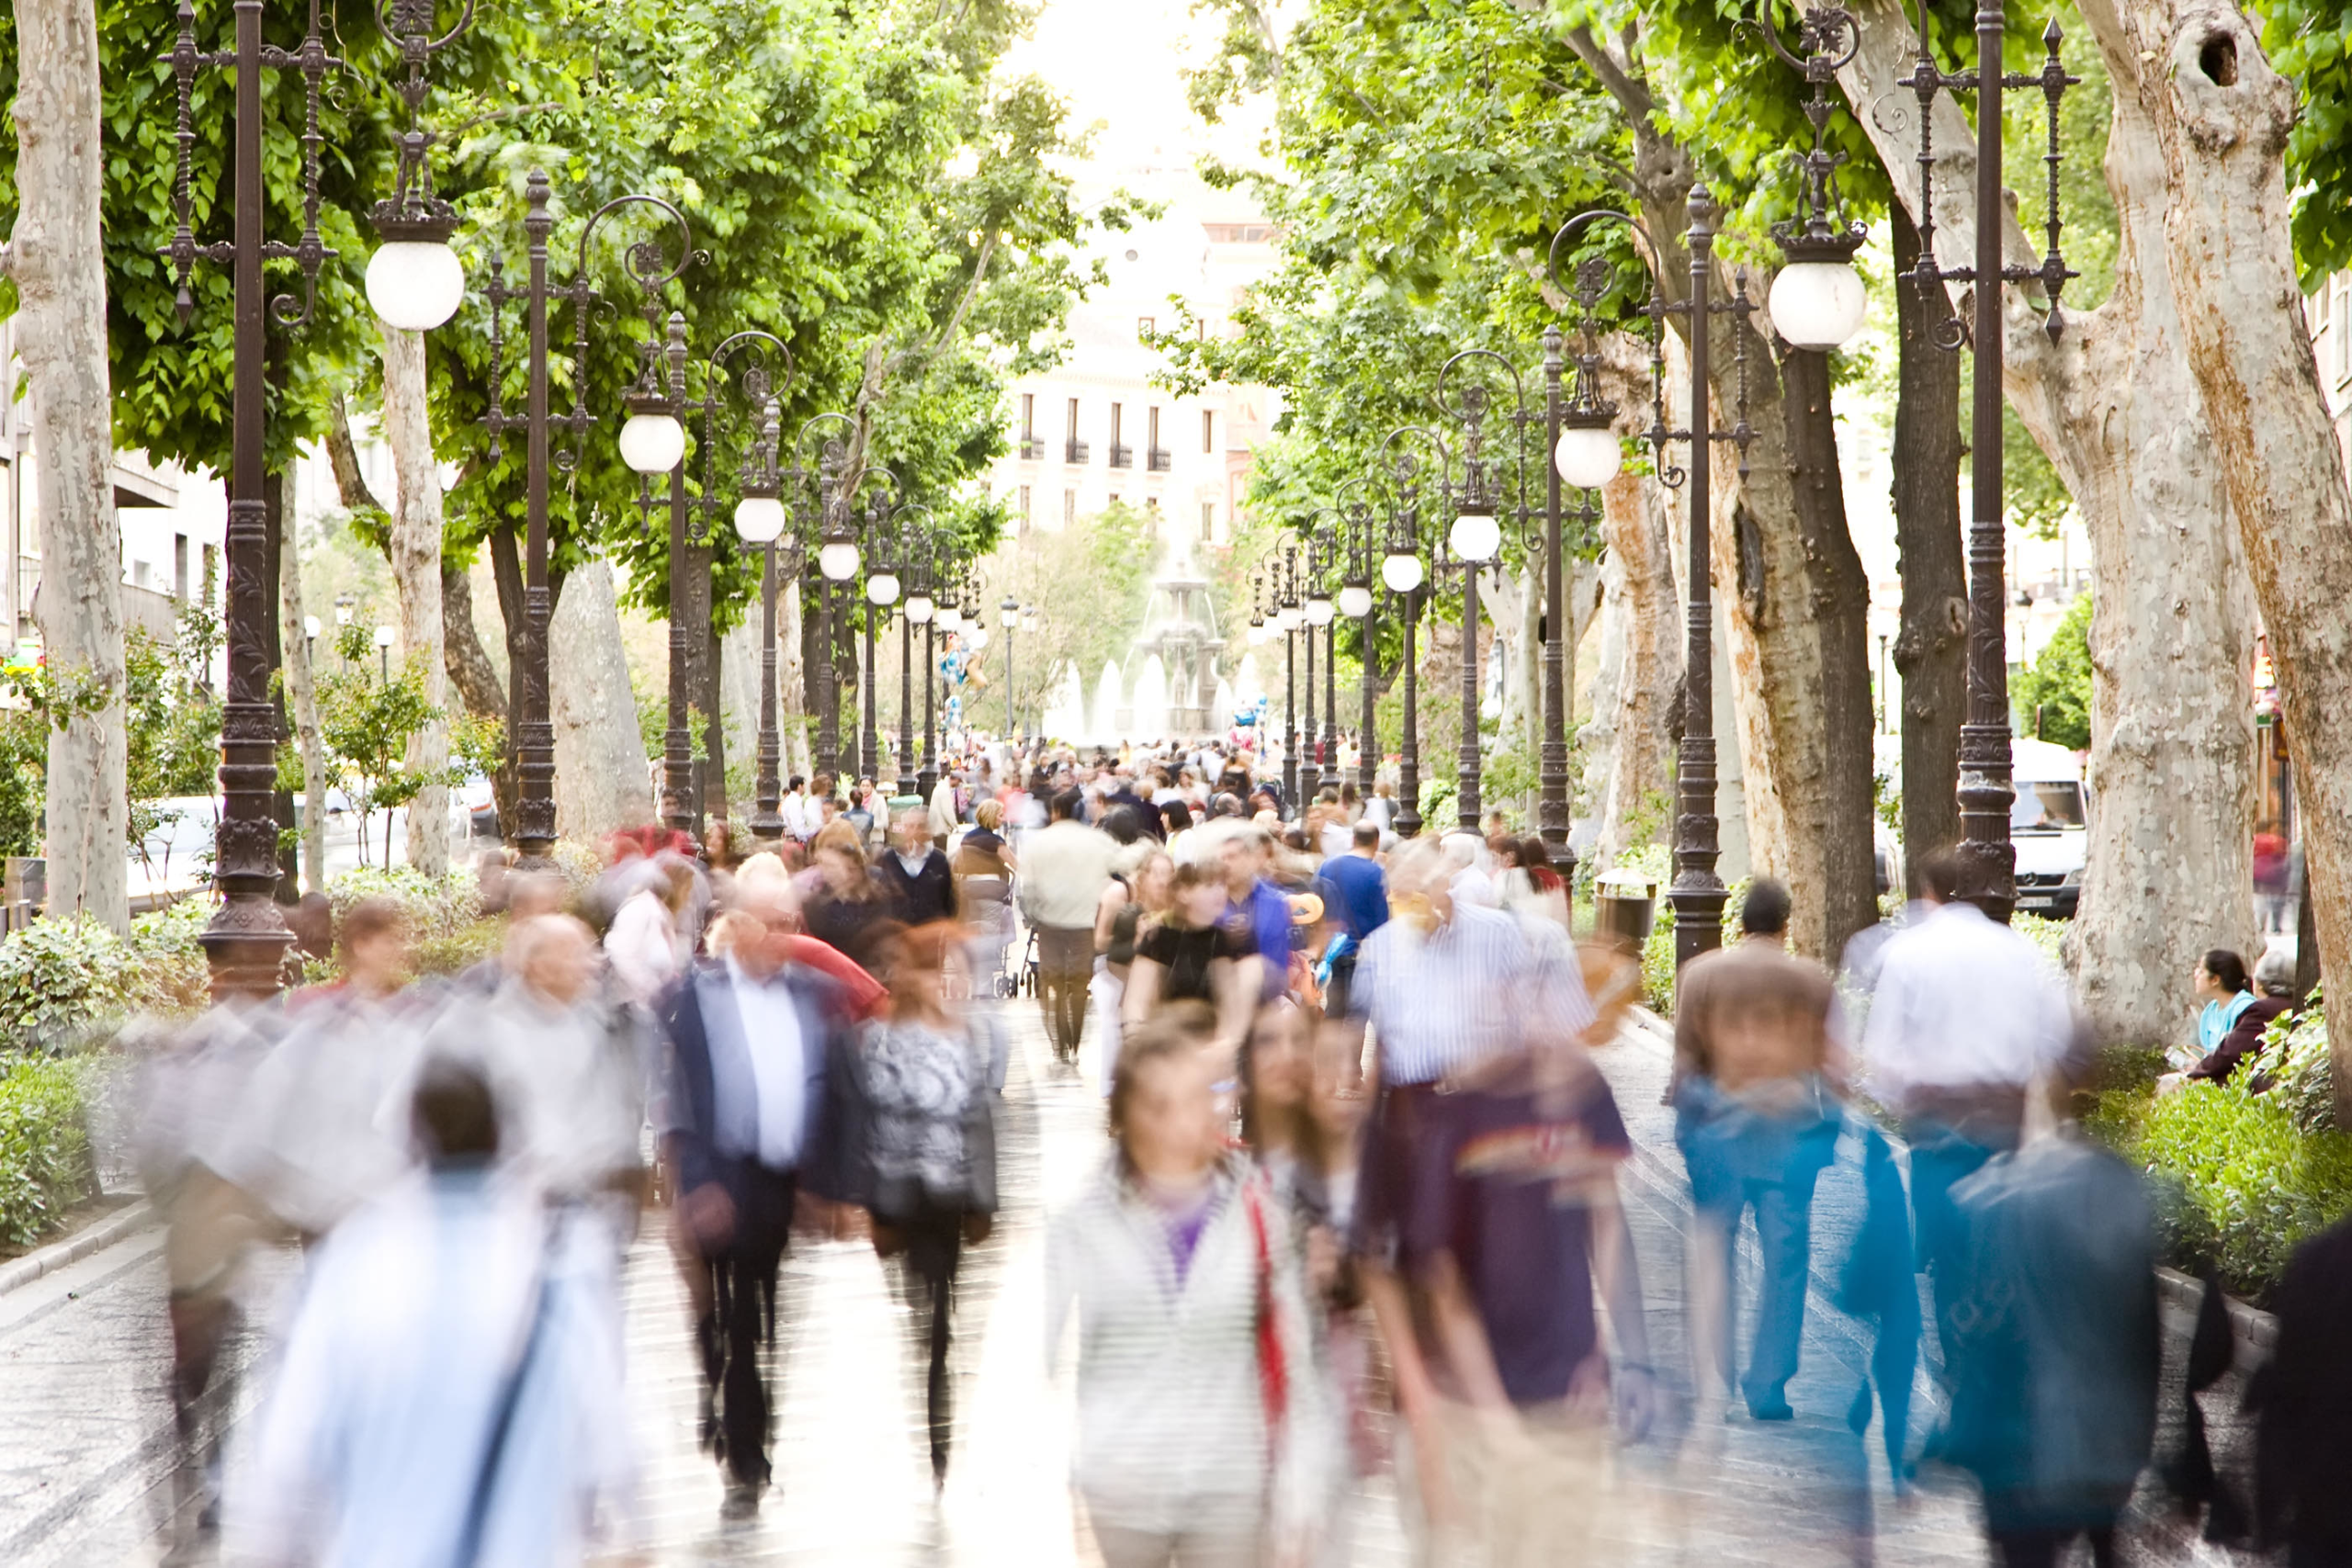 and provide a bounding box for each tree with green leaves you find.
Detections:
[2013,593,2093,751]
[315,626,444,870]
